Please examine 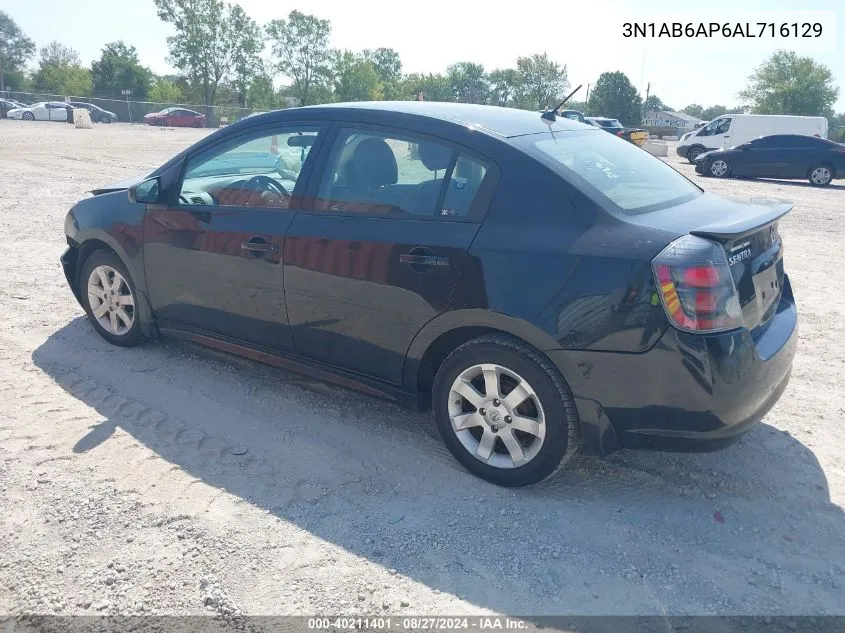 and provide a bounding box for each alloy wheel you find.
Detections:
[810,166,831,185]
[87,265,135,336]
[710,159,729,177]
[447,363,546,469]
